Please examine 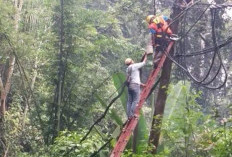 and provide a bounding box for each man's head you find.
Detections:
[125,58,134,65]
[146,15,155,24]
